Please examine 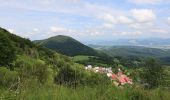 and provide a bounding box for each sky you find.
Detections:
[0,0,170,41]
